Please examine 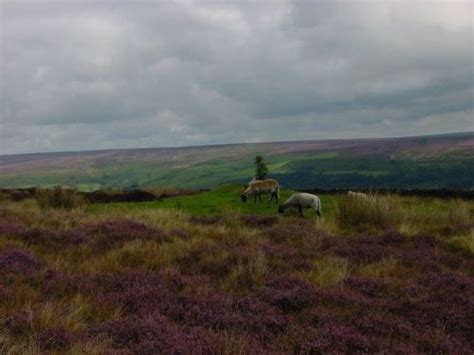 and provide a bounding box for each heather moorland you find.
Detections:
[1,133,473,190]
[0,186,473,353]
